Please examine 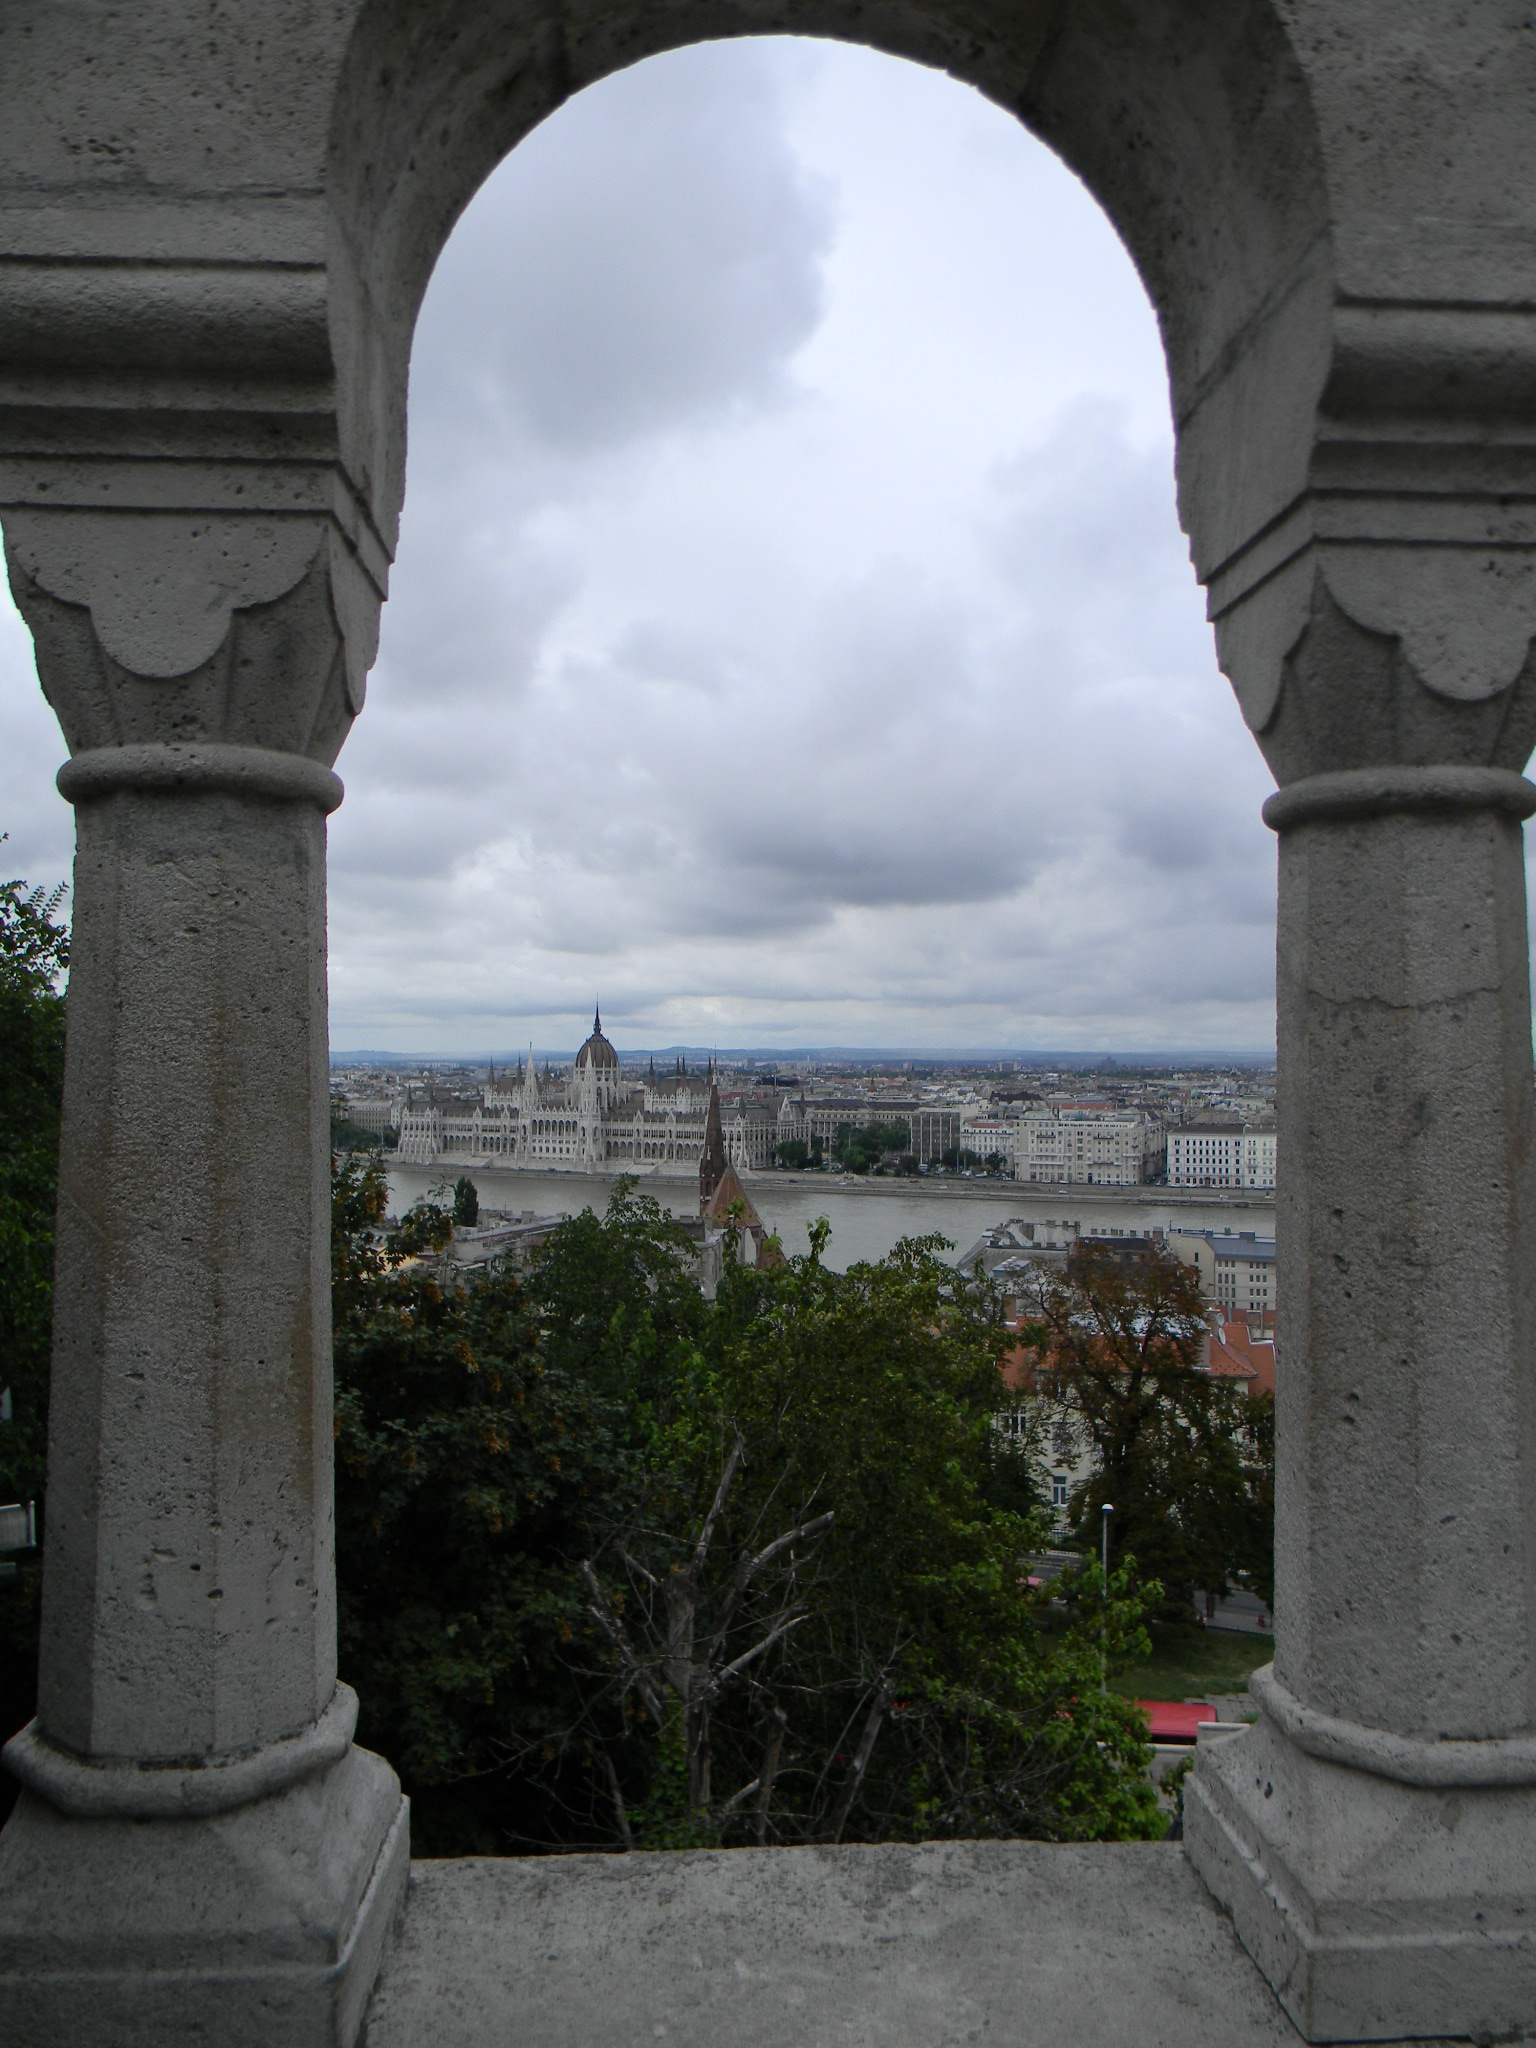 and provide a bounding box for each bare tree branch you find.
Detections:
[581,1560,666,1727]
[739,1509,836,1595]
[756,1706,788,1844]
[831,1677,897,1843]
[616,1544,660,1593]
[600,1747,634,1851]
[689,1426,745,1581]
[708,1609,809,1695]
[720,1775,761,1816]
[704,1509,834,1669]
